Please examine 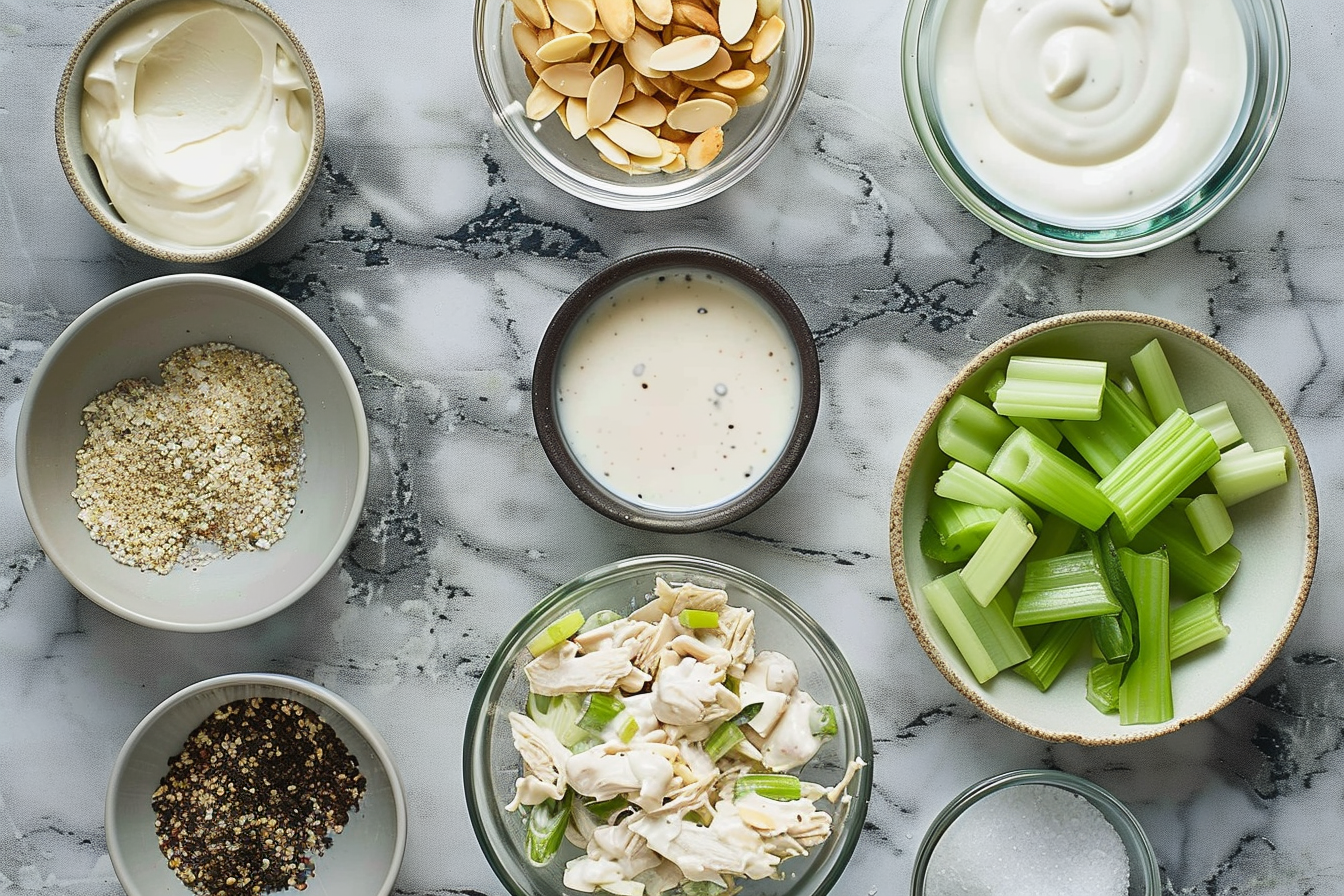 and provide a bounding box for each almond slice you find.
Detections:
[598,117,663,157]
[595,0,637,41]
[565,97,591,138]
[665,96,733,132]
[539,62,597,96]
[757,0,782,17]
[671,1,719,35]
[538,31,594,63]
[525,80,566,120]
[587,63,626,127]
[515,0,552,29]
[512,22,549,71]
[679,46,732,81]
[717,0,756,45]
[714,68,755,90]
[616,92,669,127]
[622,26,670,78]
[648,33,721,71]
[661,152,687,173]
[586,128,631,165]
[685,124,723,169]
[634,0,673,26]
[546,0,597,32]
[750,15,784,64]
